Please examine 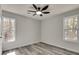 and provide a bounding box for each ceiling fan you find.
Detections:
[28,4,50,16]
